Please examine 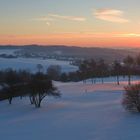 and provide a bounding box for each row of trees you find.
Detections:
[58,55,140,85]
[35,55,140,85]
[27,54,140,86]
[0,70,60,108]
